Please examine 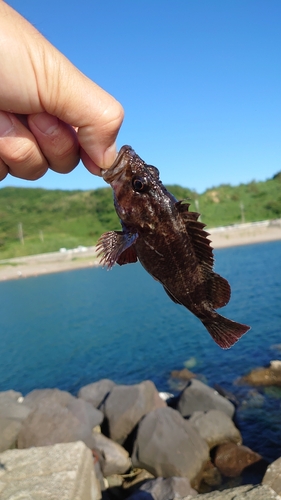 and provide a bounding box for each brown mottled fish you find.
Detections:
[96,145,250,349]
